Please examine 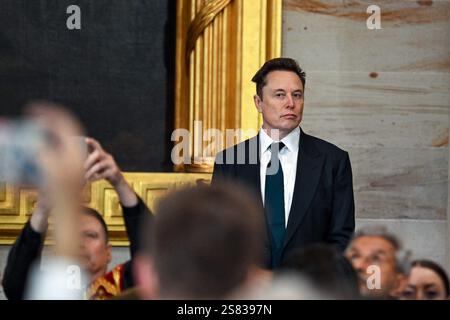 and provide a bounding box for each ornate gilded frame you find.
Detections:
[174,0,282,172]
